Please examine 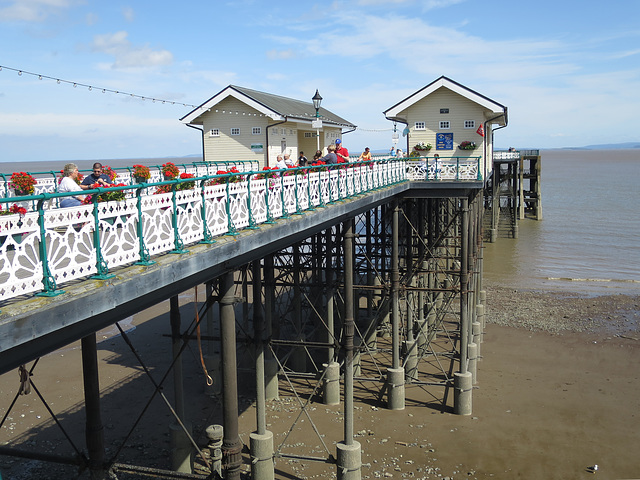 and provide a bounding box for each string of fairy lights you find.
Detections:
[0,64,394,131]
